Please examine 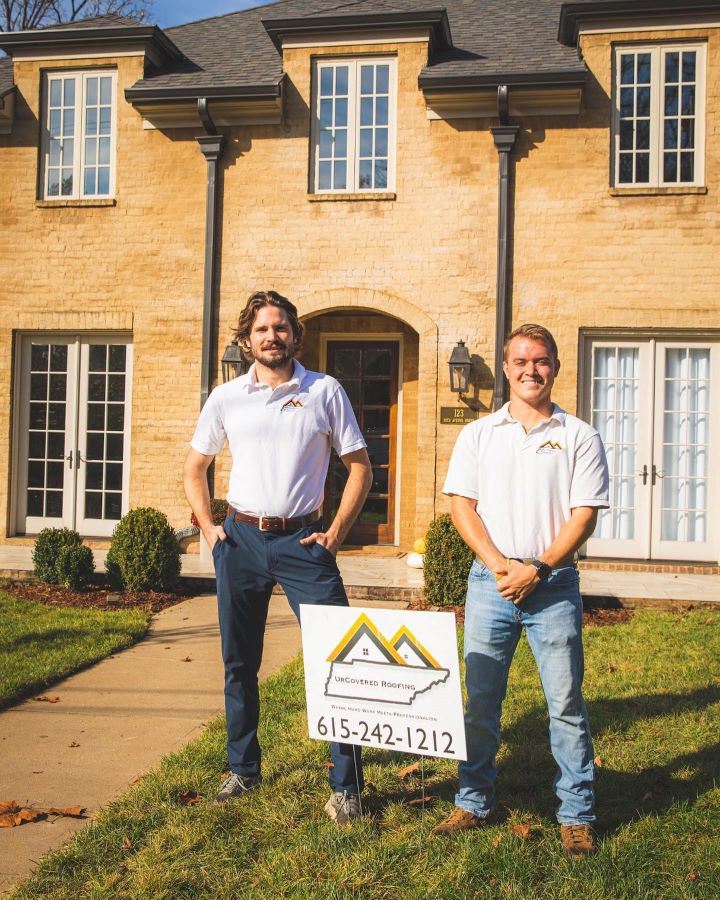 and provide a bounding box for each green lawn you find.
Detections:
[12,609,720,899]
[0,594,150,709]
